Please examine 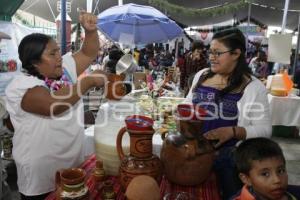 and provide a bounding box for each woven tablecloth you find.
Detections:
[45,154,221,200]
